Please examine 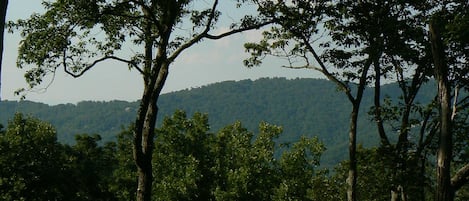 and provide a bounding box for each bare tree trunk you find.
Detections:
[0,0,8,100]
[347,106,359,201]
[346,58,371,201]
[135,100,157,201]
[430,17,454,201]
[134,64,169,201]
[373,58,390,147]
[134,86,157,201]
